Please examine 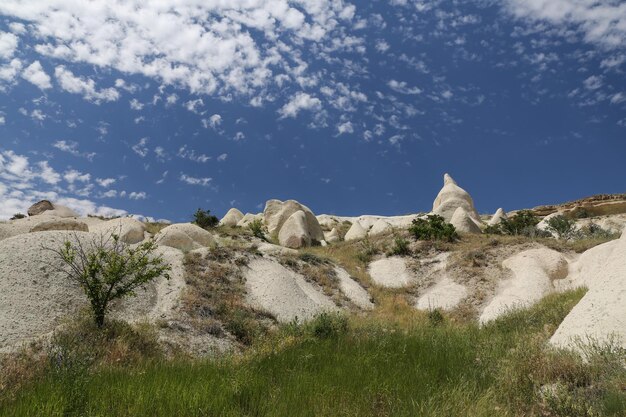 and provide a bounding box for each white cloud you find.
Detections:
[96,177,116,187]
[611,92,626,104]
[583,75,603,90]
[388,80,422,95]
[375,40,390,53]
[129,98,144,110]
[217,153,228,162]
[0,149,125,220]
[64,169,91,183]
[185,98,204,114]
[0,31,18,59]
[279,92,322,118]
[203,114,222,130]
[21,61,52,90]
[178,145,210,163]
[37,161,61,184]
[53,140,96,160]
[505,0,626,49]
[128,191,147,200]
[336,121,354,135]
[180,173,212,187]
[132,137,149,157]
[54,66,120,103]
